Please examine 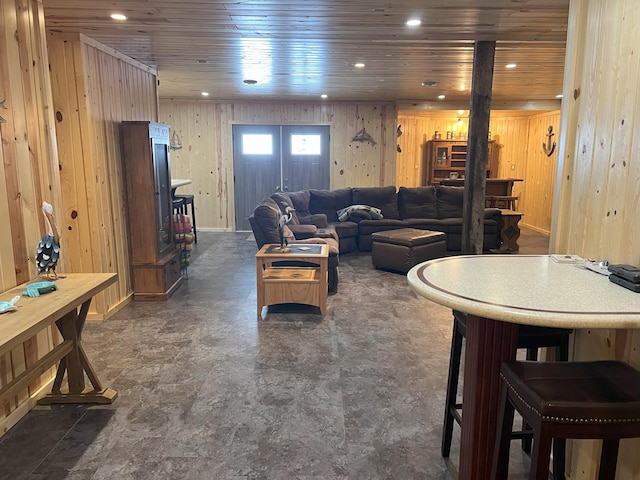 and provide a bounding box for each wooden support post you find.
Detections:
[462,41,496,254]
